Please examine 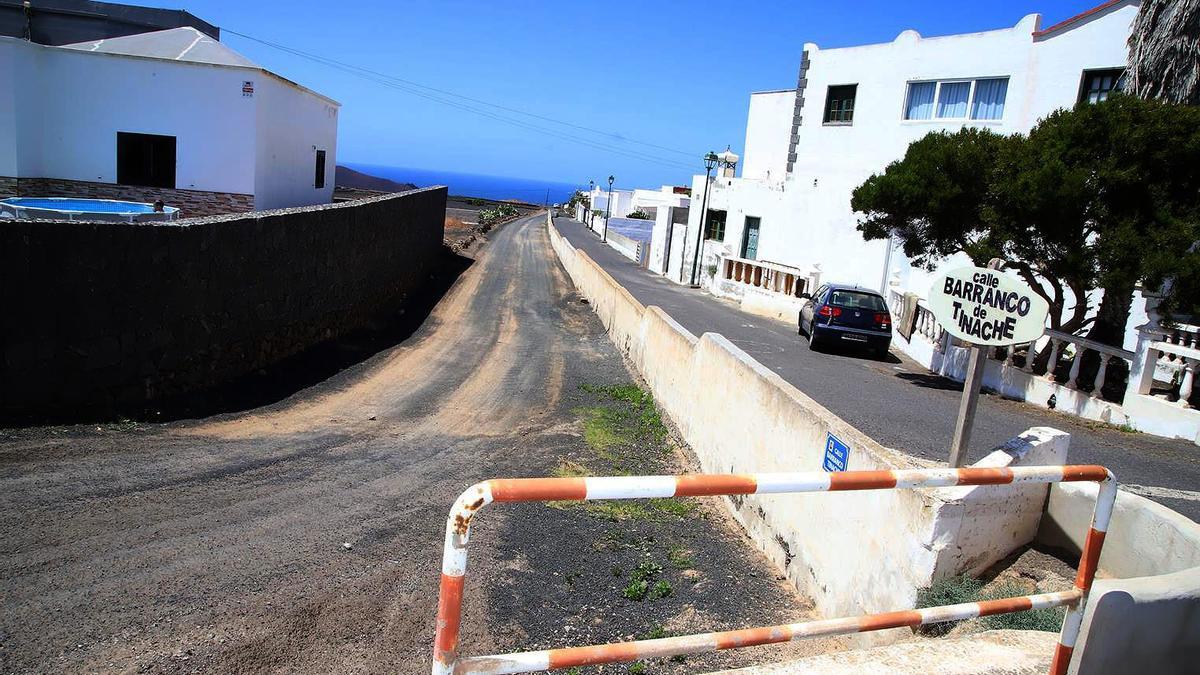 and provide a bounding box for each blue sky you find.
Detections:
[168,1,1105,189]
